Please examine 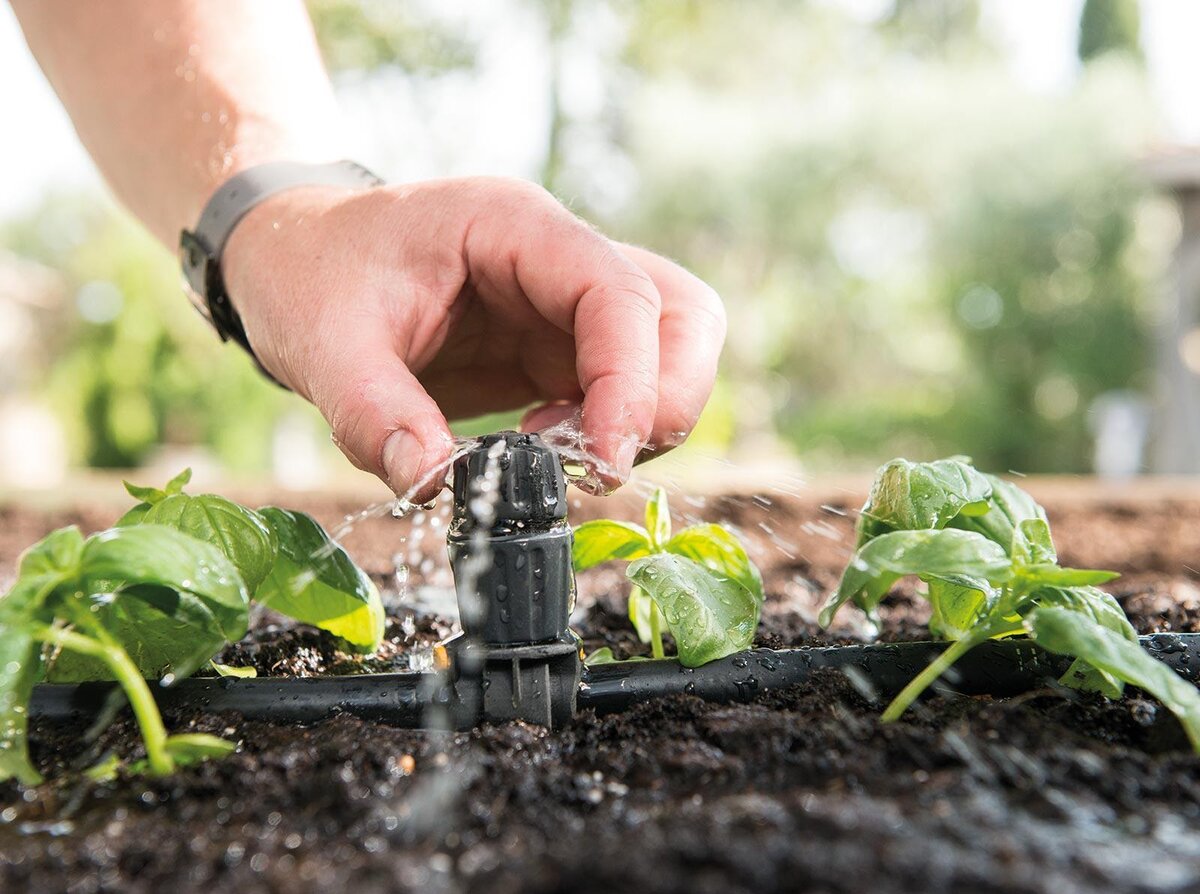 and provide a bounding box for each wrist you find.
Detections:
[180,161,385,381]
